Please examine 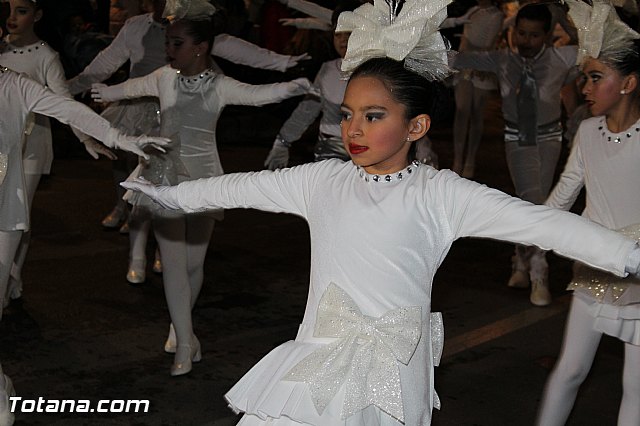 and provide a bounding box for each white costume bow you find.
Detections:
[285,283,423,422]
[566,0,613,64]
[163,0,217,21]
[336,0,453,80]
[566,0,640,64]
